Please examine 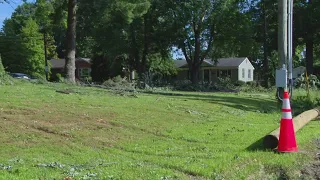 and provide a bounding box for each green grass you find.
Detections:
[0,82,320,179]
